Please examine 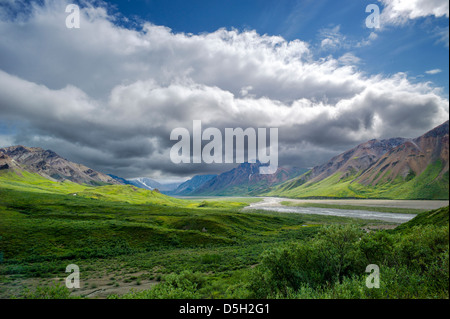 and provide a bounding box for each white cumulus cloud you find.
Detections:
[380,0,449,25]
[0,0,448,178]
